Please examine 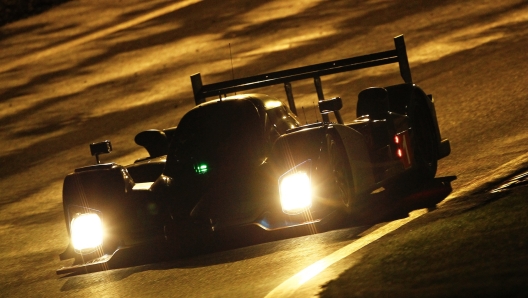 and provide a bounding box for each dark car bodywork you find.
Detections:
[57,35,450,274]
